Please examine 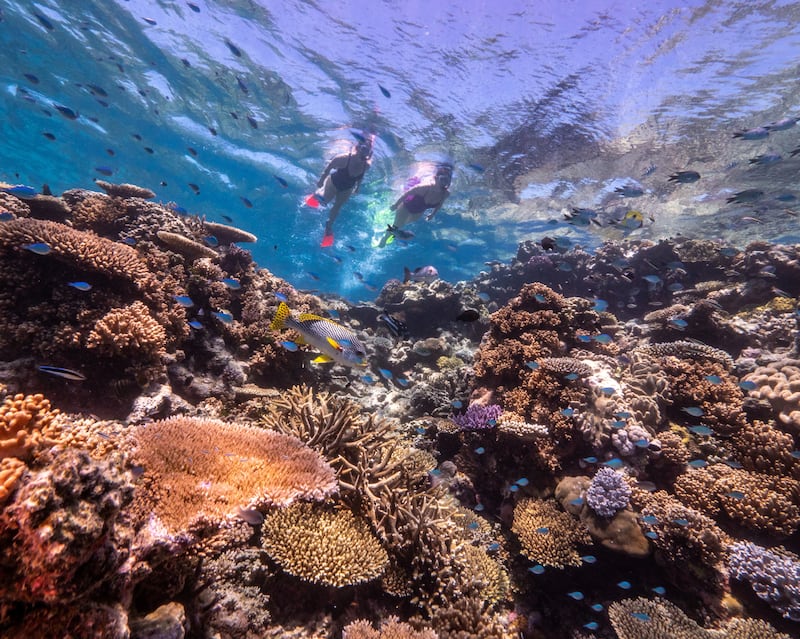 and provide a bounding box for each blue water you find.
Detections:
[2,1,800,299]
